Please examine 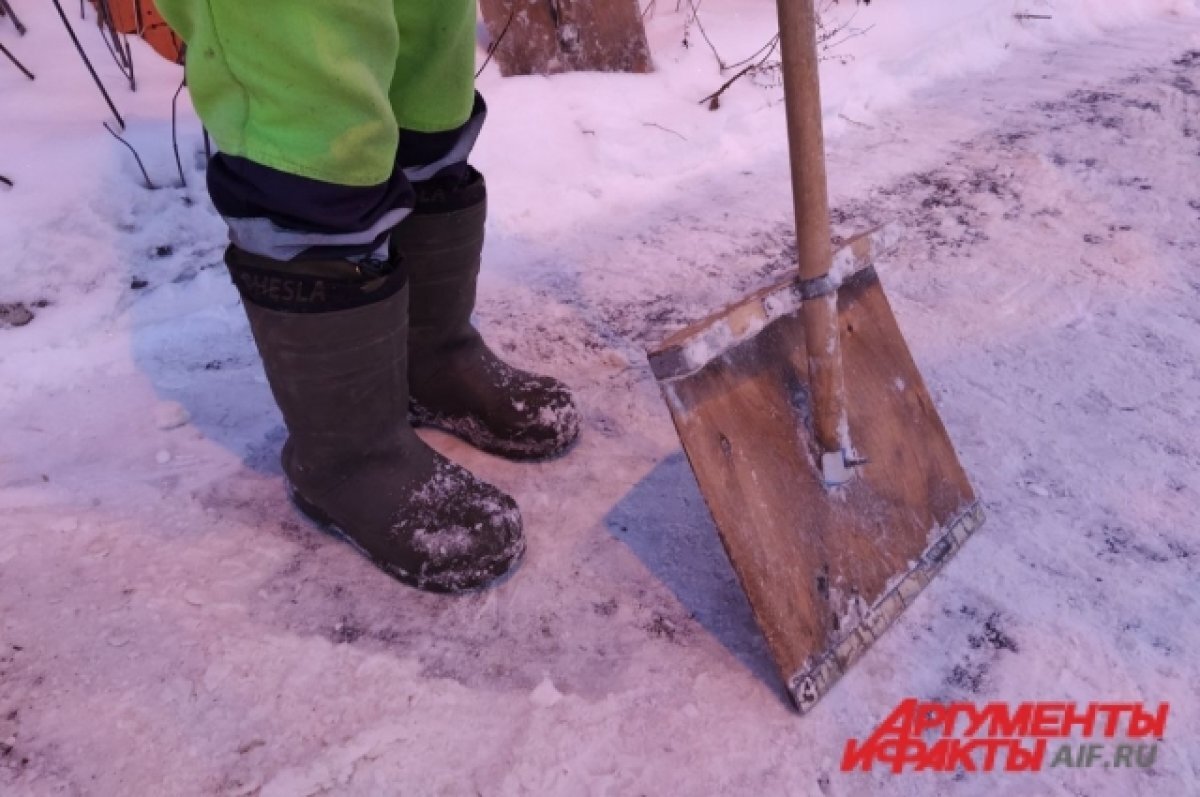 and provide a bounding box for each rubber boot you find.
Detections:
[391,168,582,461]
[226,246,524,592]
